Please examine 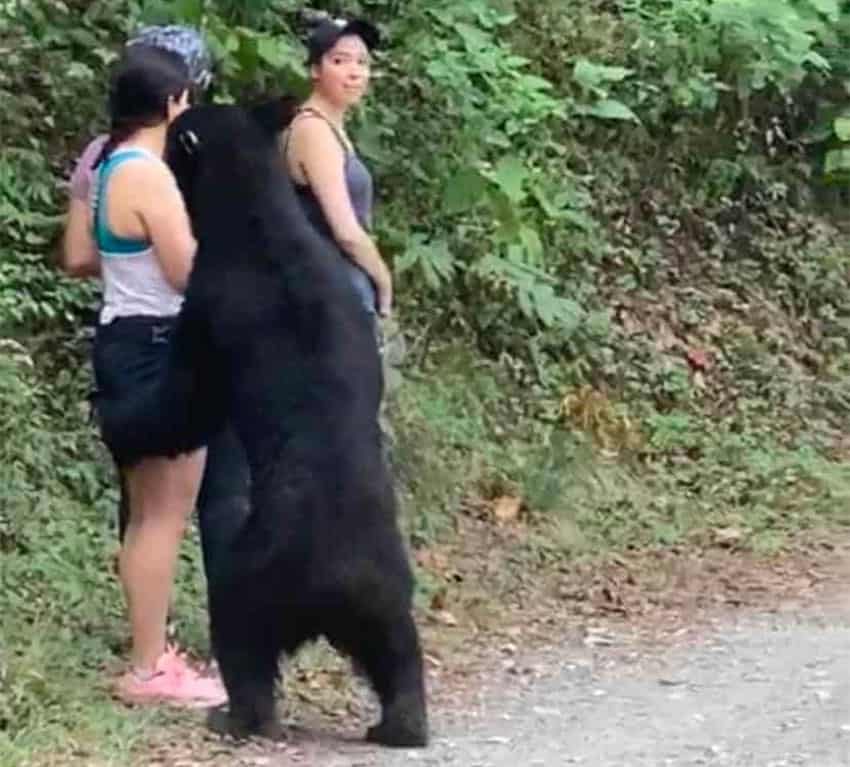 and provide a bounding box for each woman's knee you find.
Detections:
[125,450,206,521]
